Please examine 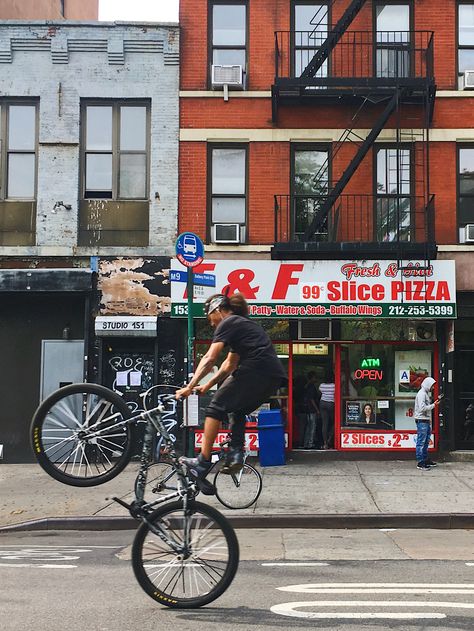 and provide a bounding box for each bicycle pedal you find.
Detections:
[111,496,132,510]
[196,478,216,496]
